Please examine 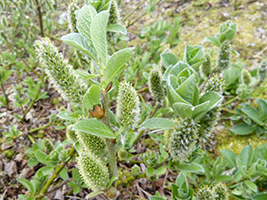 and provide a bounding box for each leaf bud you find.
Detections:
[118,149,128,160]
[131,164,140,176]
[43,138,54,154]
[89,105,104,118]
